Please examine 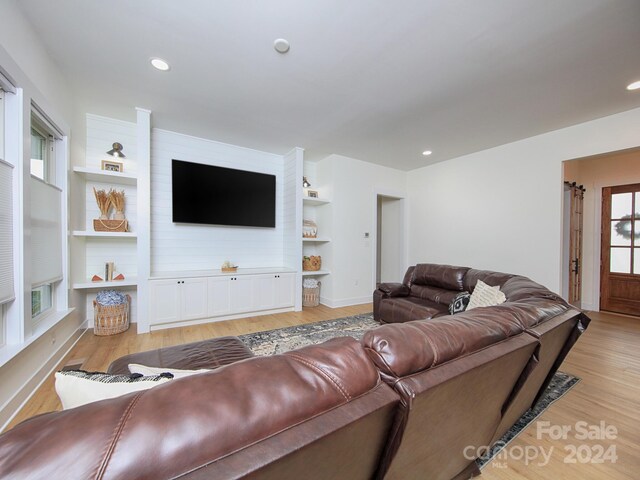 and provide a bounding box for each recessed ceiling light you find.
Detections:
[150,58,170,71]
[274,38,290,54]
[627,80,640,91]
[422,150,433,156]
